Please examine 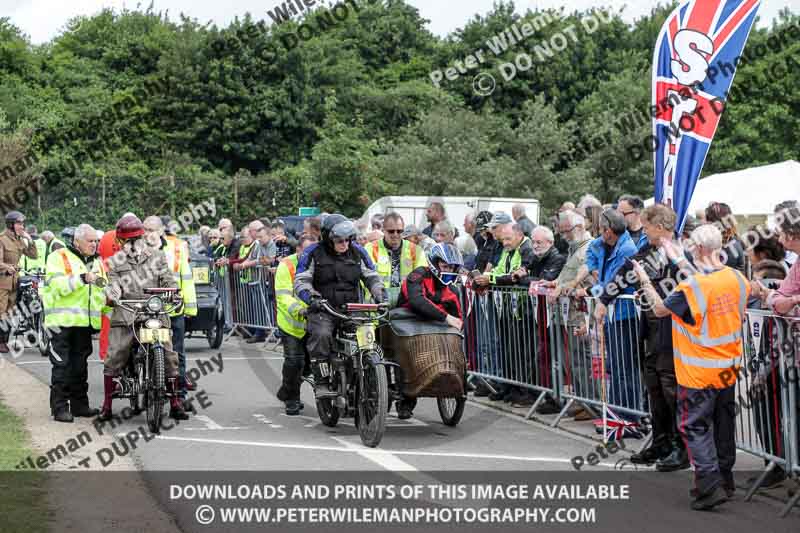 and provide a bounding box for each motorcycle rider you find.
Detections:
[98,214,189,421]
[395,242,465,419]
[294,214,384,397]
[0,211,38,353]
